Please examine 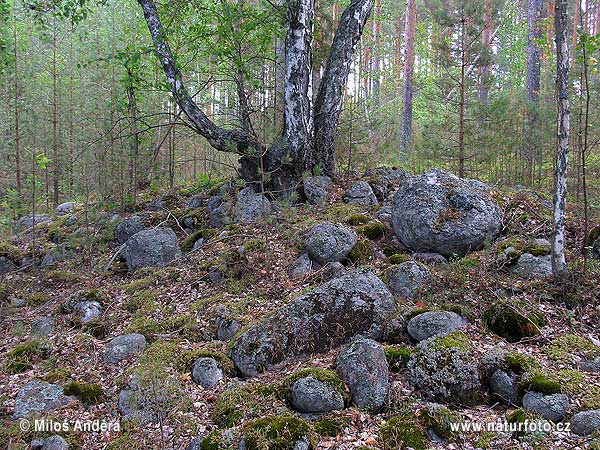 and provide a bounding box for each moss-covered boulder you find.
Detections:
[407,332,482,404]
[282,368,348,413]
[230,272,395,377]
[482,301,544,343]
